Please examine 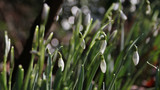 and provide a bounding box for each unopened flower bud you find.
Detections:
[84,13,91,26]
[100,59,107,73]
[58,57,64,71]
[42,3,50,21]
[146,5,151,15]
[100,40,107,54]
[113,3,119,11]
[132,51,139,66]
[5,31,11,55]
[120,10,127,20]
